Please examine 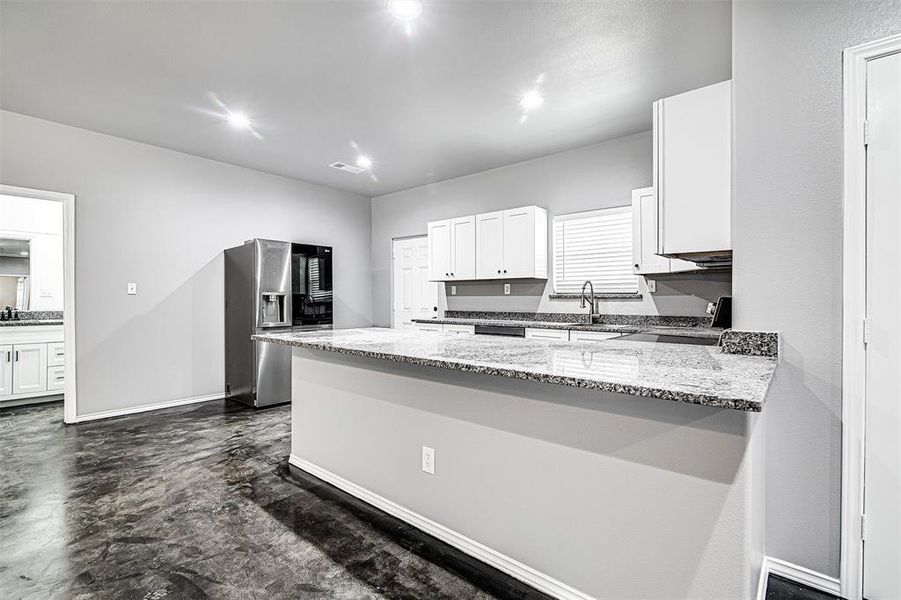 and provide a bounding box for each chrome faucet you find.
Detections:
[580,280,598,322]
